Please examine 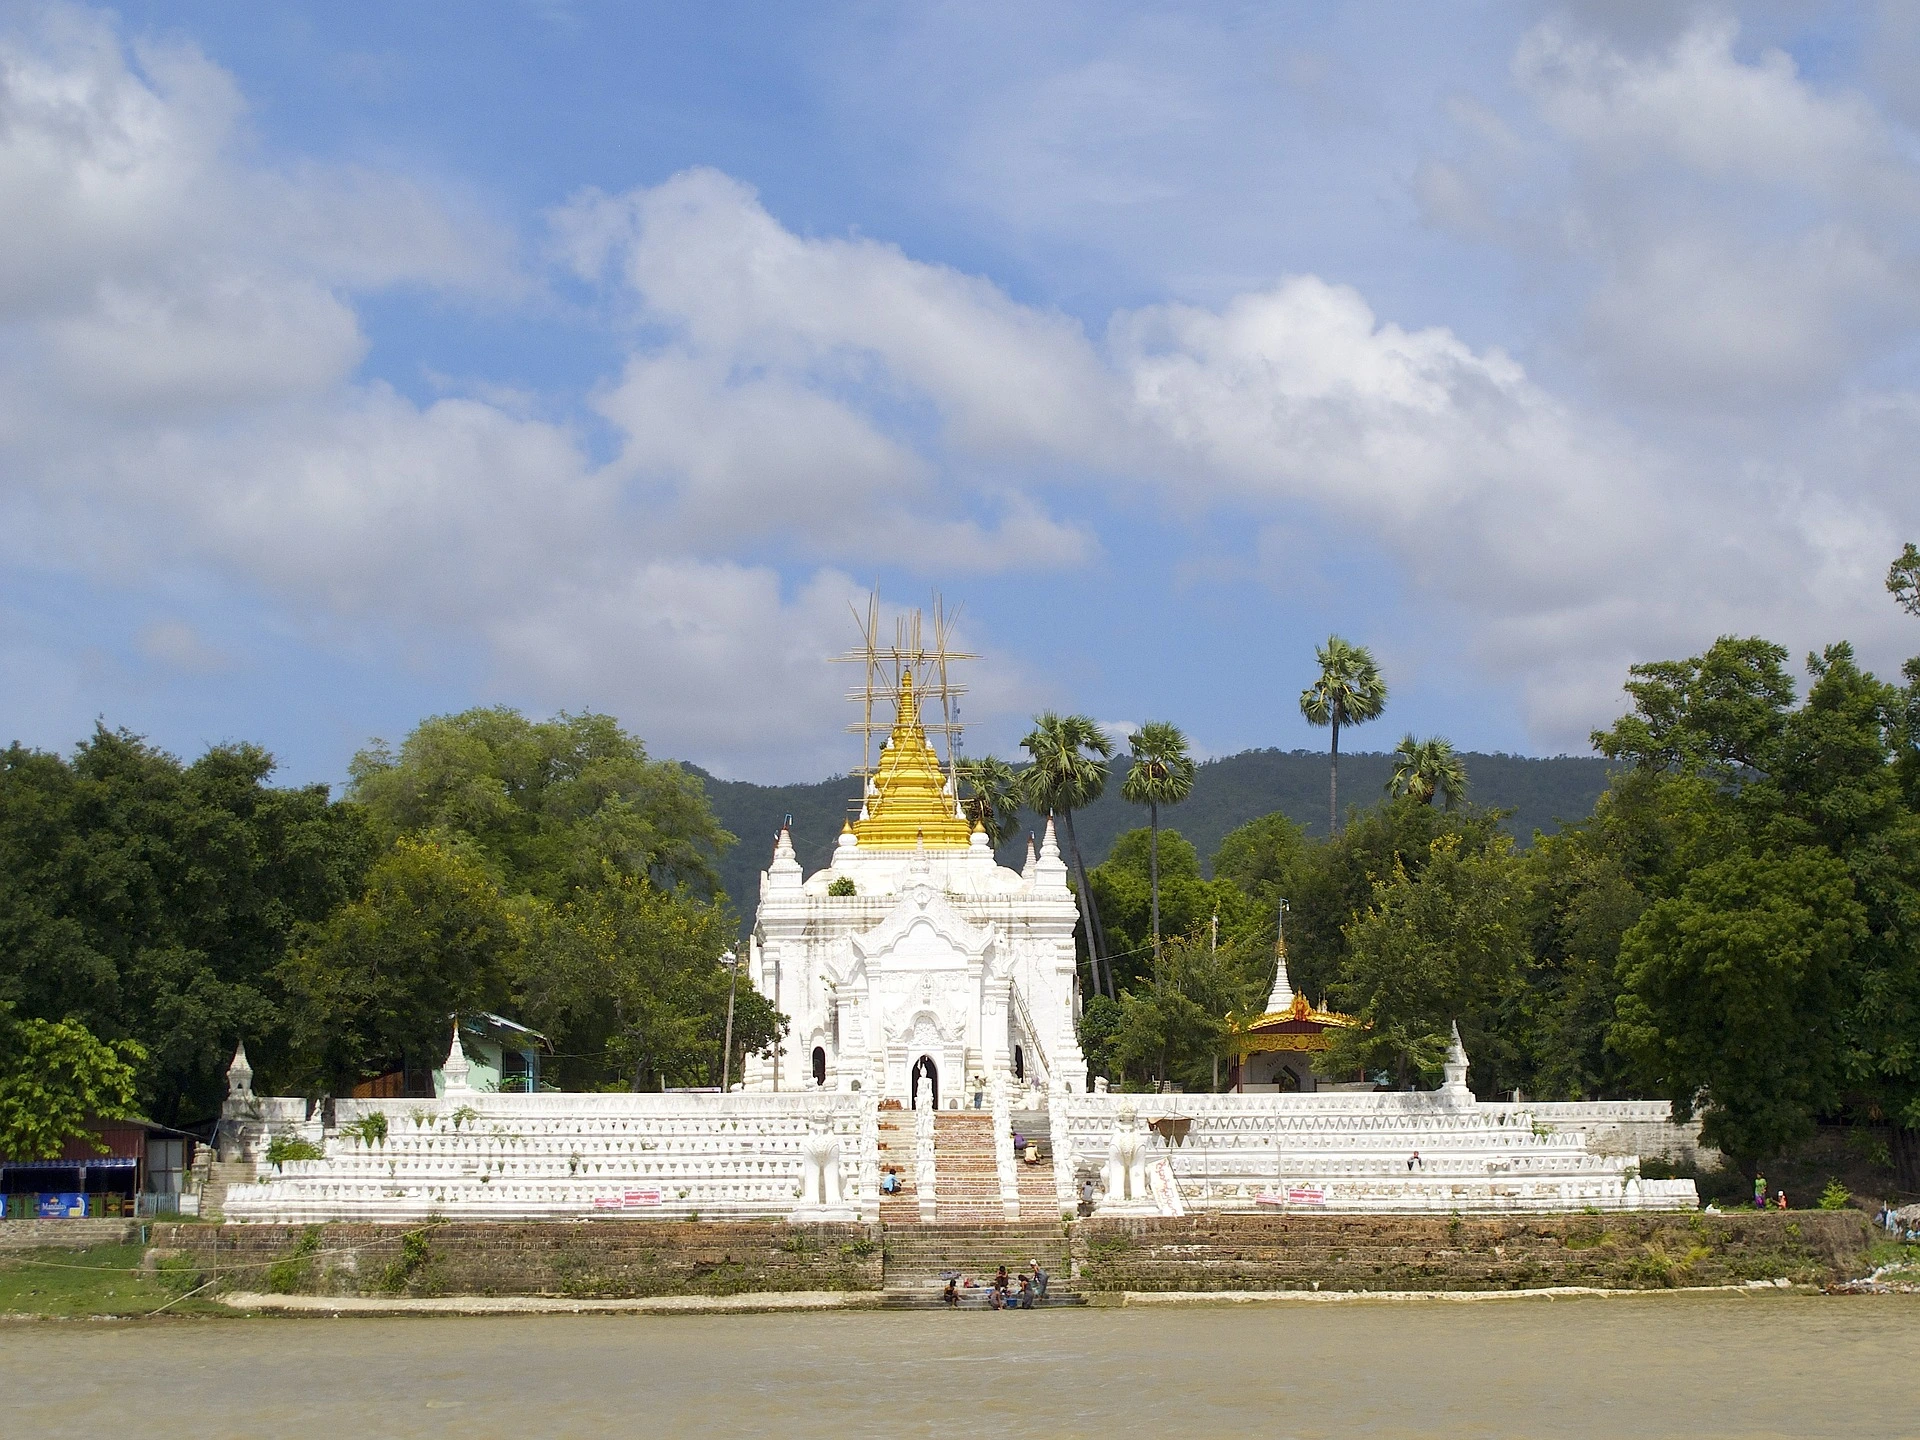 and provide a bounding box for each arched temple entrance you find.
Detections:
[811,1046,827,1087]
[911,1054,939,1110]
